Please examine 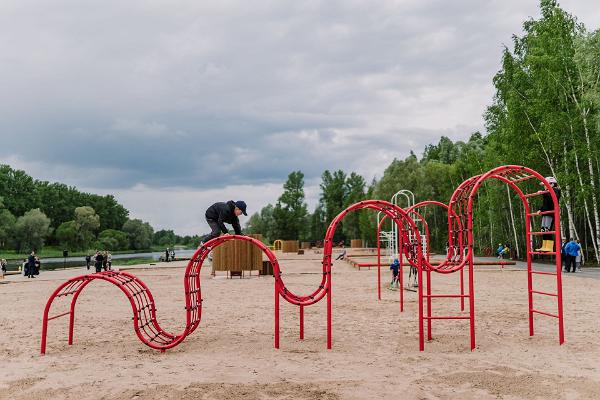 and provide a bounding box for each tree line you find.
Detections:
[0,165,198,253]
[247,1,600,263]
